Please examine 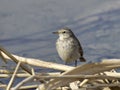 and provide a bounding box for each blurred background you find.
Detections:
[0,0,120,66]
